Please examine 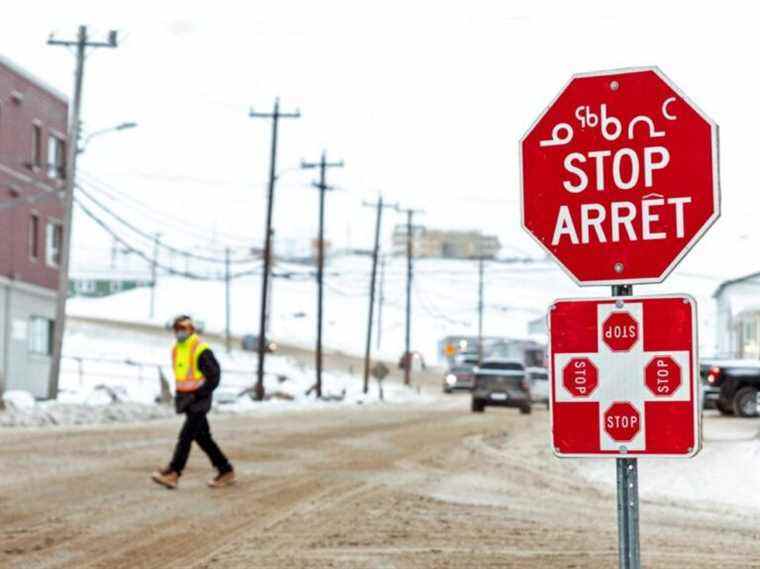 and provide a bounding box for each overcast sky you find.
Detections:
[3,1,758,282]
